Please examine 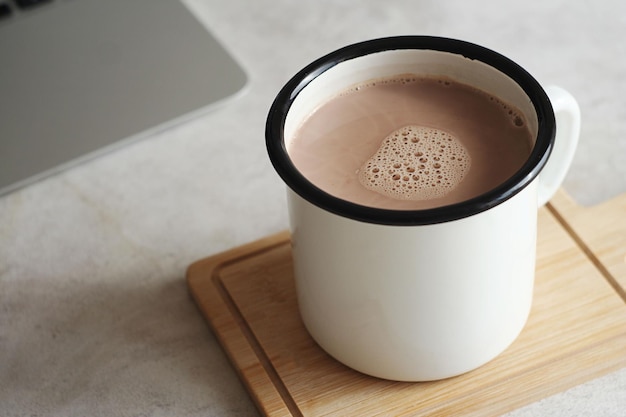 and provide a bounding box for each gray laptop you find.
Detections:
[0,0,247,196]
